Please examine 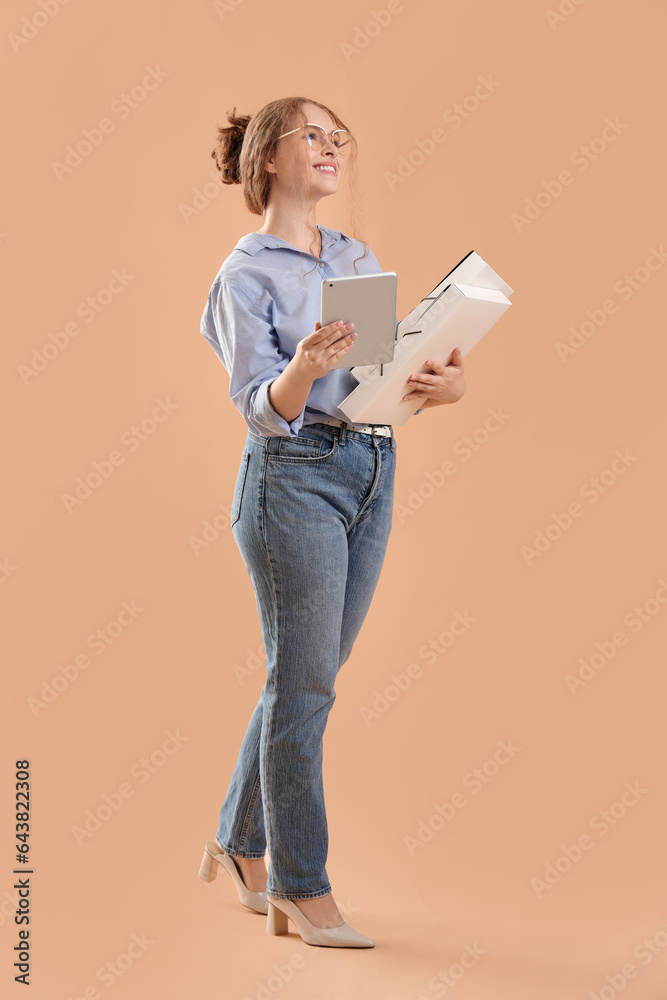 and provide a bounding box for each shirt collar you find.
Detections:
[233,224,351,257]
